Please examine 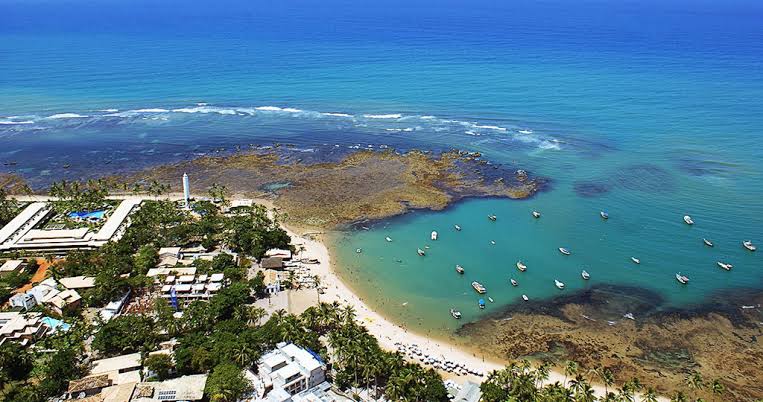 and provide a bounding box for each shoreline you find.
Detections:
[279,220,641,399]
